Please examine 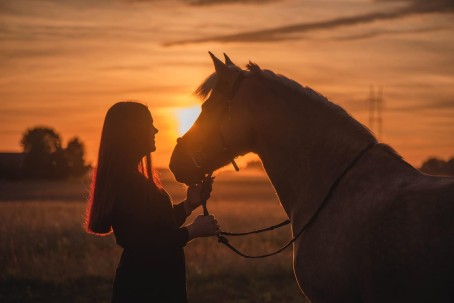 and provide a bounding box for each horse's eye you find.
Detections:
[177,138,182,143]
